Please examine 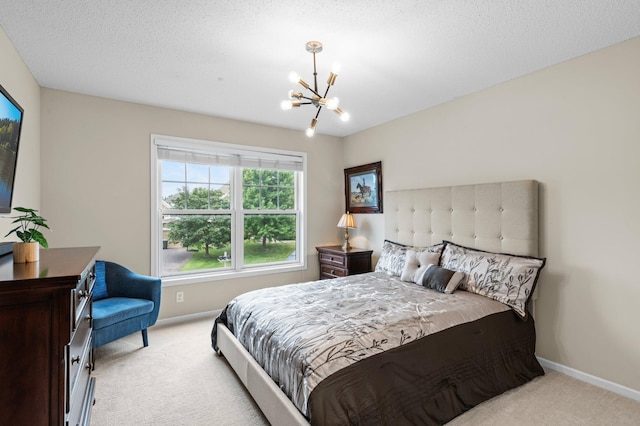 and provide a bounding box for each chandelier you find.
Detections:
[281,41,350,137]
